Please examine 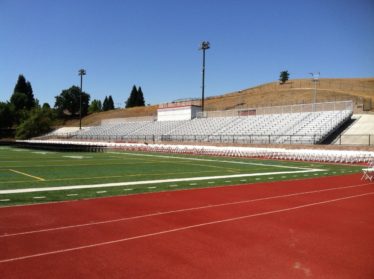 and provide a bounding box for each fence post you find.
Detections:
[339,134,342,145]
